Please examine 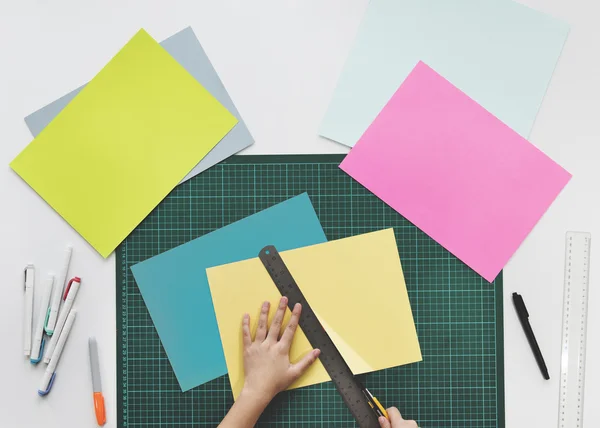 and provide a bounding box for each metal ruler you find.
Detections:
[259,245,381,428]
[559,232,591,428]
